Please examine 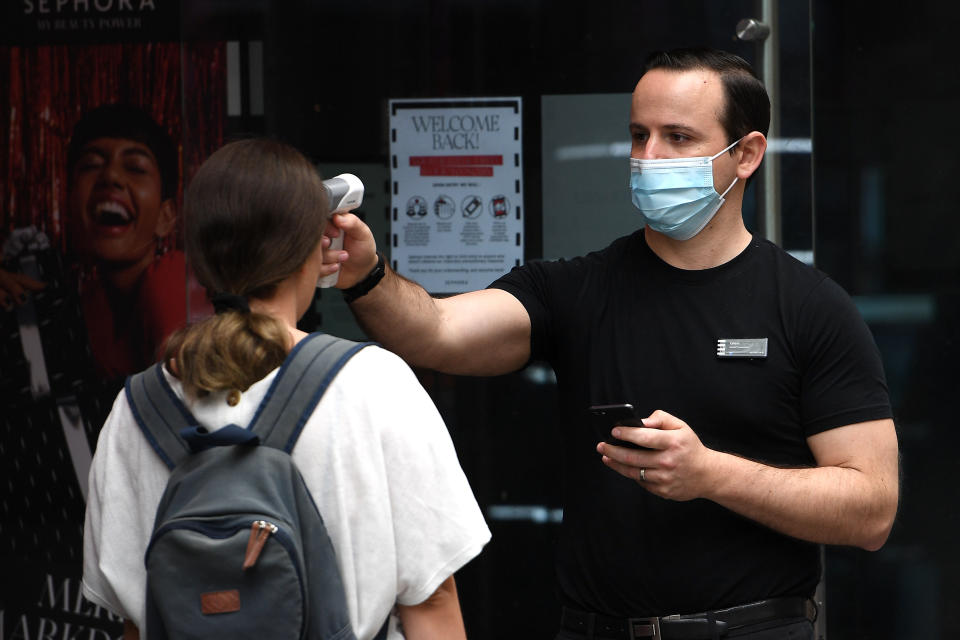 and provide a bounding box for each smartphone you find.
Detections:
[588,403,646,449]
